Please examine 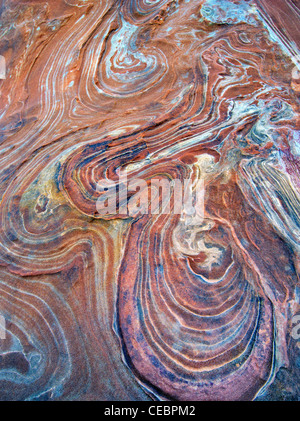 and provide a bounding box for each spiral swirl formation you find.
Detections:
[0,0,299,400]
